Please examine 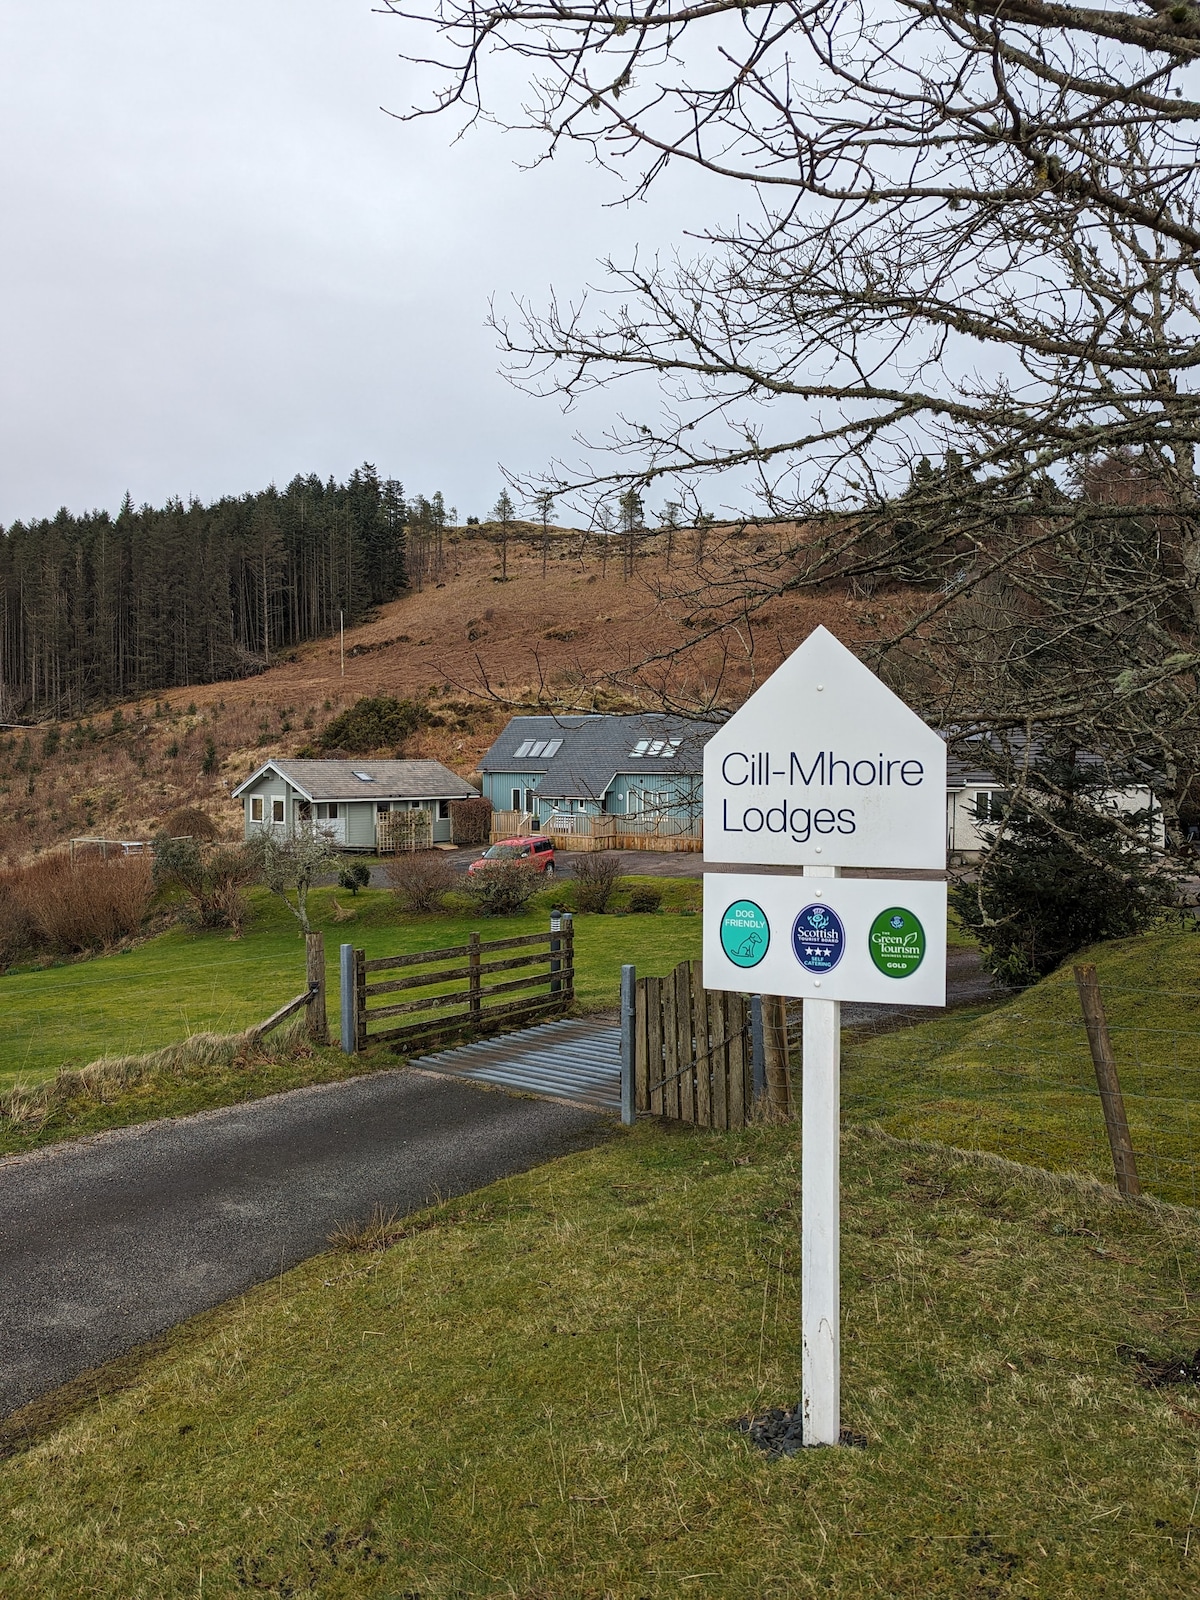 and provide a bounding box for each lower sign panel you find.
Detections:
[704,874,947,1006]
